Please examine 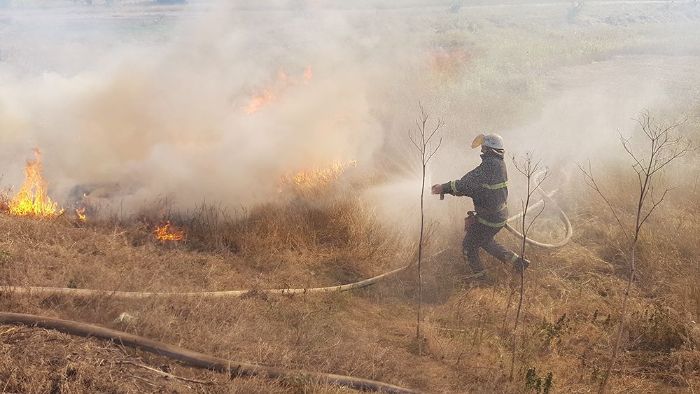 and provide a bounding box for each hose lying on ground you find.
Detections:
[0,263,412,299]
[504,172,573,249]
[0,312,416,394]
[0,185,571,299]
